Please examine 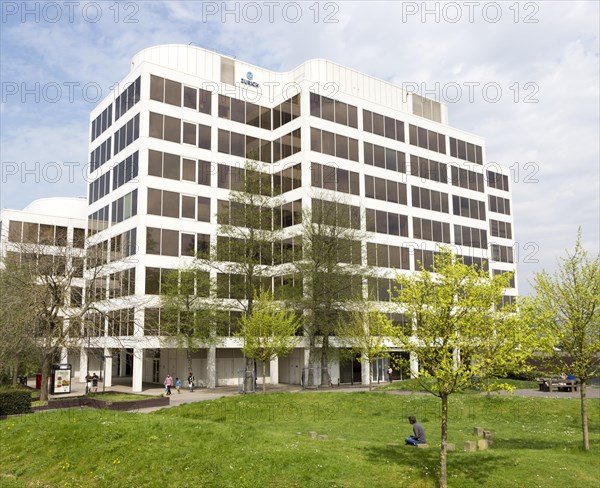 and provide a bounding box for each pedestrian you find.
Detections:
[164,373,173,395]
[405,415,426,446]
[91,373,99,393]
[387,366,393,383]
[85,372,92,395]
[175,377,182,394]
[187,372,194,392]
